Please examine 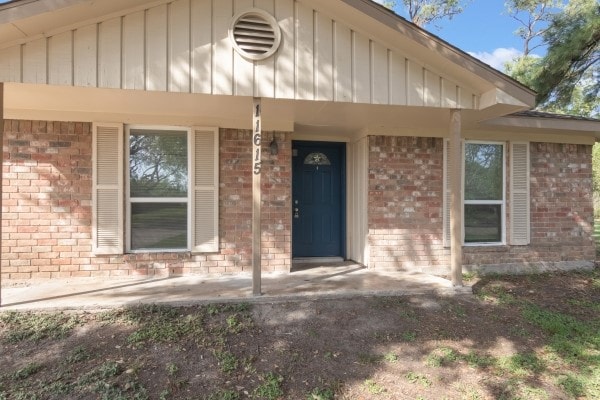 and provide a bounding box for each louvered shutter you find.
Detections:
[191,127,219,253]
[443,139,451,247]
[92,123,124,255]
[510,142,530,245]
